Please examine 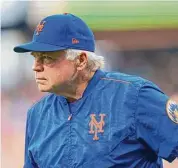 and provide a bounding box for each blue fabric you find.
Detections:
[24,70,178,168]
[14,14,95,53]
